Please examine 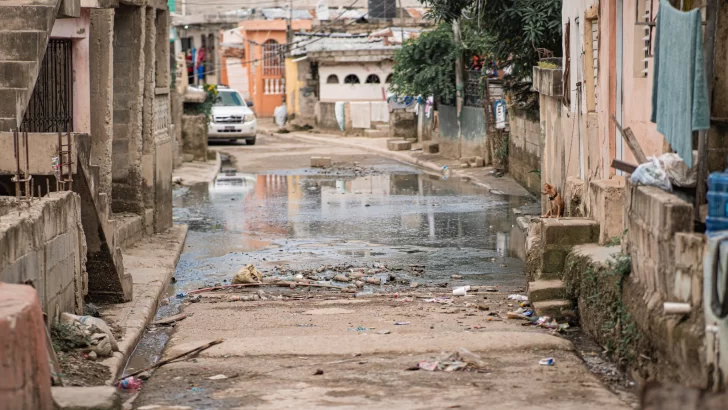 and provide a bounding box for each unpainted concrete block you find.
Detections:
[364,129,388,138]
[532,299,574,321]
[473,156,485,167]
[423,142,439,154]
[542,218,599,247]
[310,157,332,168]
[387,140,411,151]
[528,280,566,302]
[52,386,120,410]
